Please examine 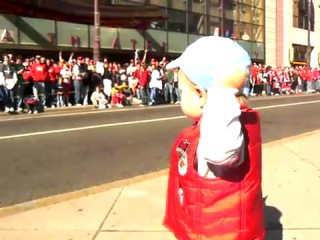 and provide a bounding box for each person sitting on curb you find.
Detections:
[112,83,126,108]
[90,86,109,109]
[24,94,40,114]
